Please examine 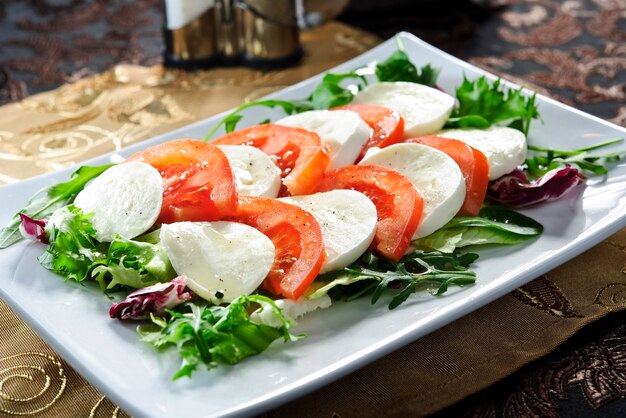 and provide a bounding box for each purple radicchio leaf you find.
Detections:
[487,165,586,208]
[19,214,48,244]
[110,276,195,320]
